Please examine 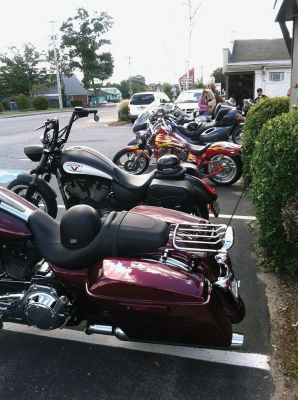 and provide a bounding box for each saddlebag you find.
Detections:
[146,179,195,213]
